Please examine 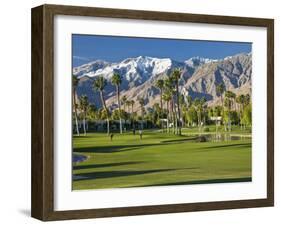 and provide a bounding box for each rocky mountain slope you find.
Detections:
[73,53,251,111]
